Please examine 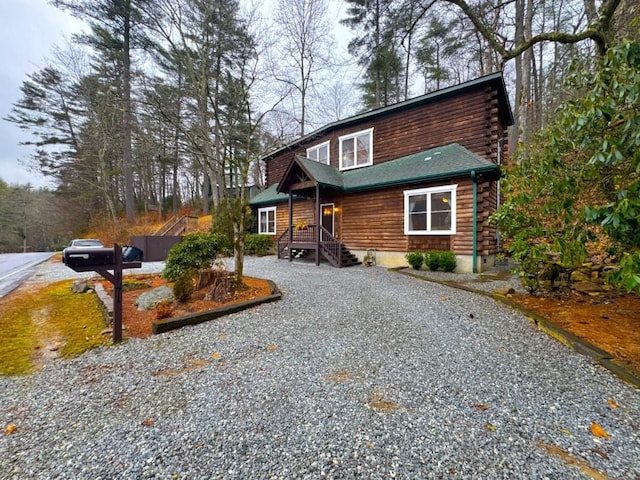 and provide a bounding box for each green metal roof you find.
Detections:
[250,143,499,206]
[342,143,498,191]
[249,183,289,206]
[294,156,344,189]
